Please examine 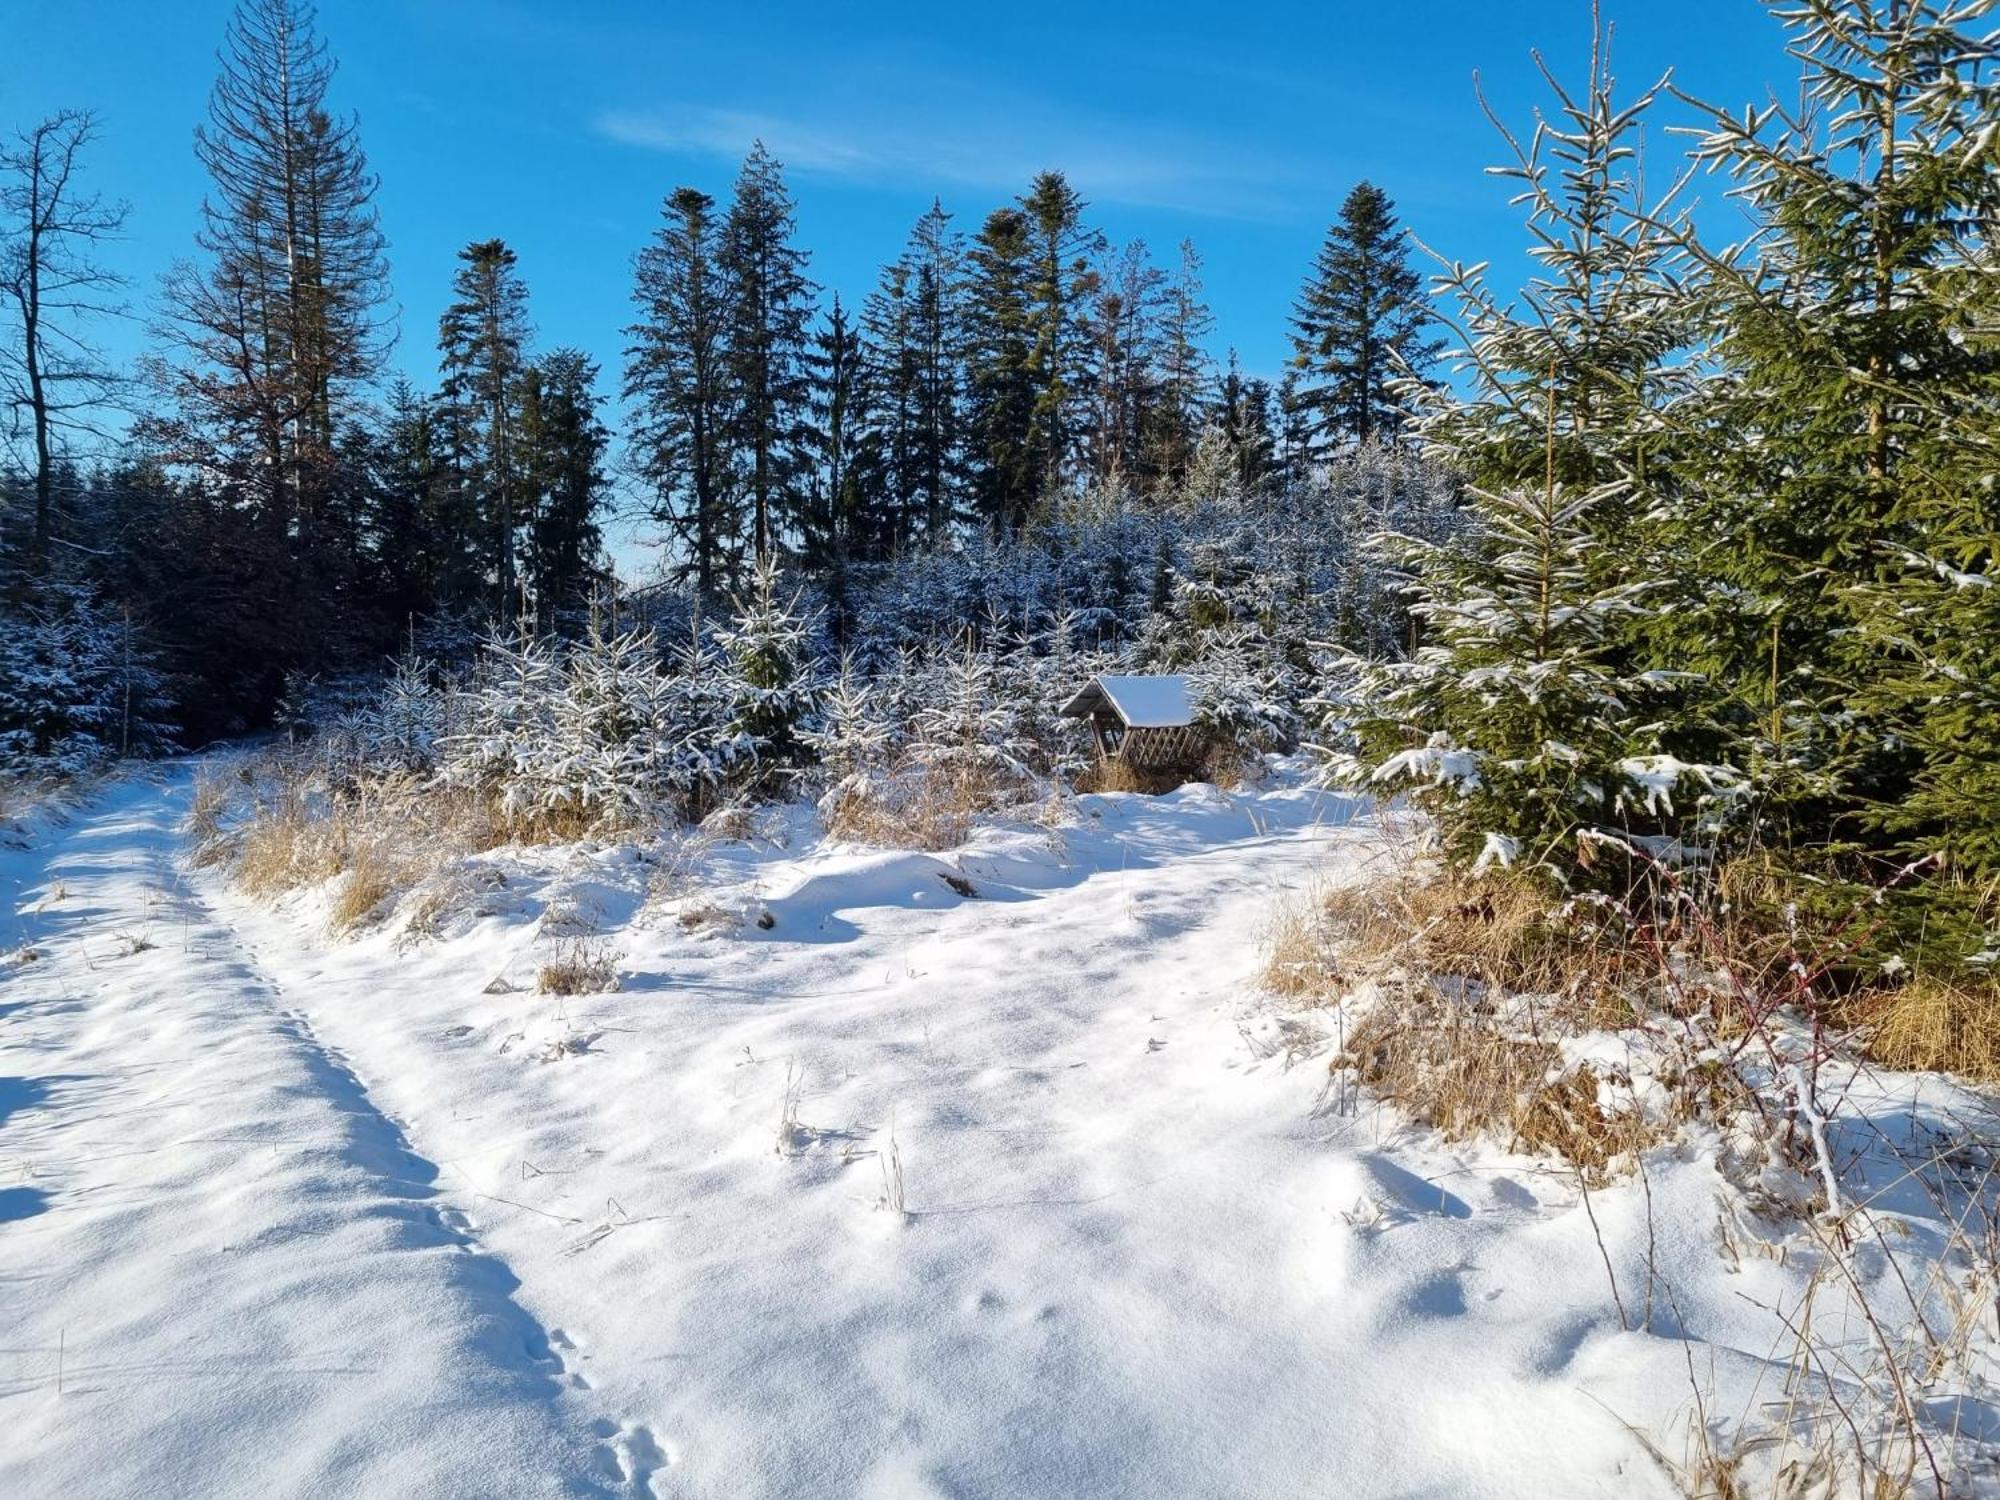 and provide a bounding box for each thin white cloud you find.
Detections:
[591,103,1302,222]
[596,107,878,176]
